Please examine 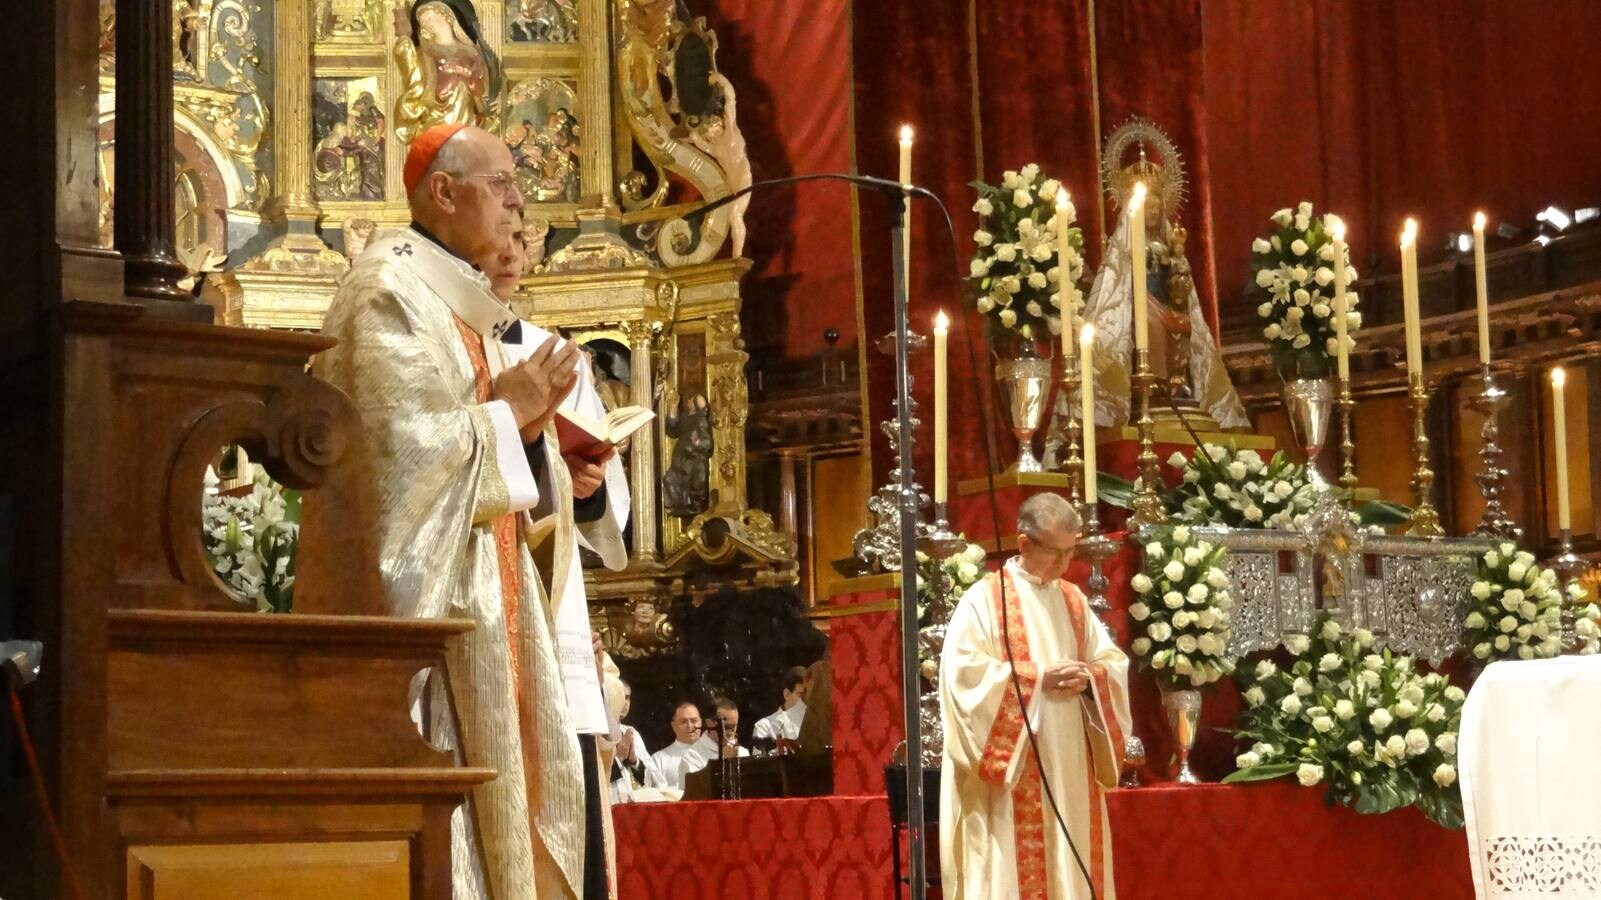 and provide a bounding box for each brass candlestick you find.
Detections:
[1469,363,1521,540]
[1337,378,1358,490]
[917,500,967,561]
[1406,372,1444,537]
[1129,347,1167,530]
[1060,355,1085,513]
